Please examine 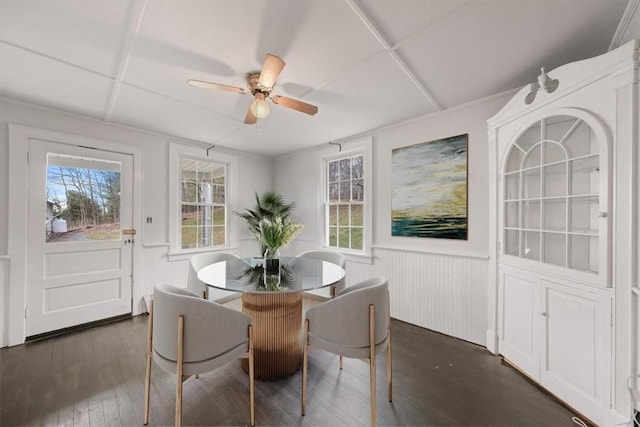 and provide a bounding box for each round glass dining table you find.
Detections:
[197,257,345,380]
